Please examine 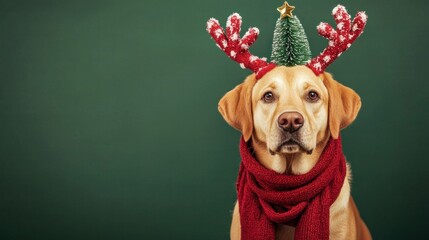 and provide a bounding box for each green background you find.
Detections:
[1,0,428,239]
